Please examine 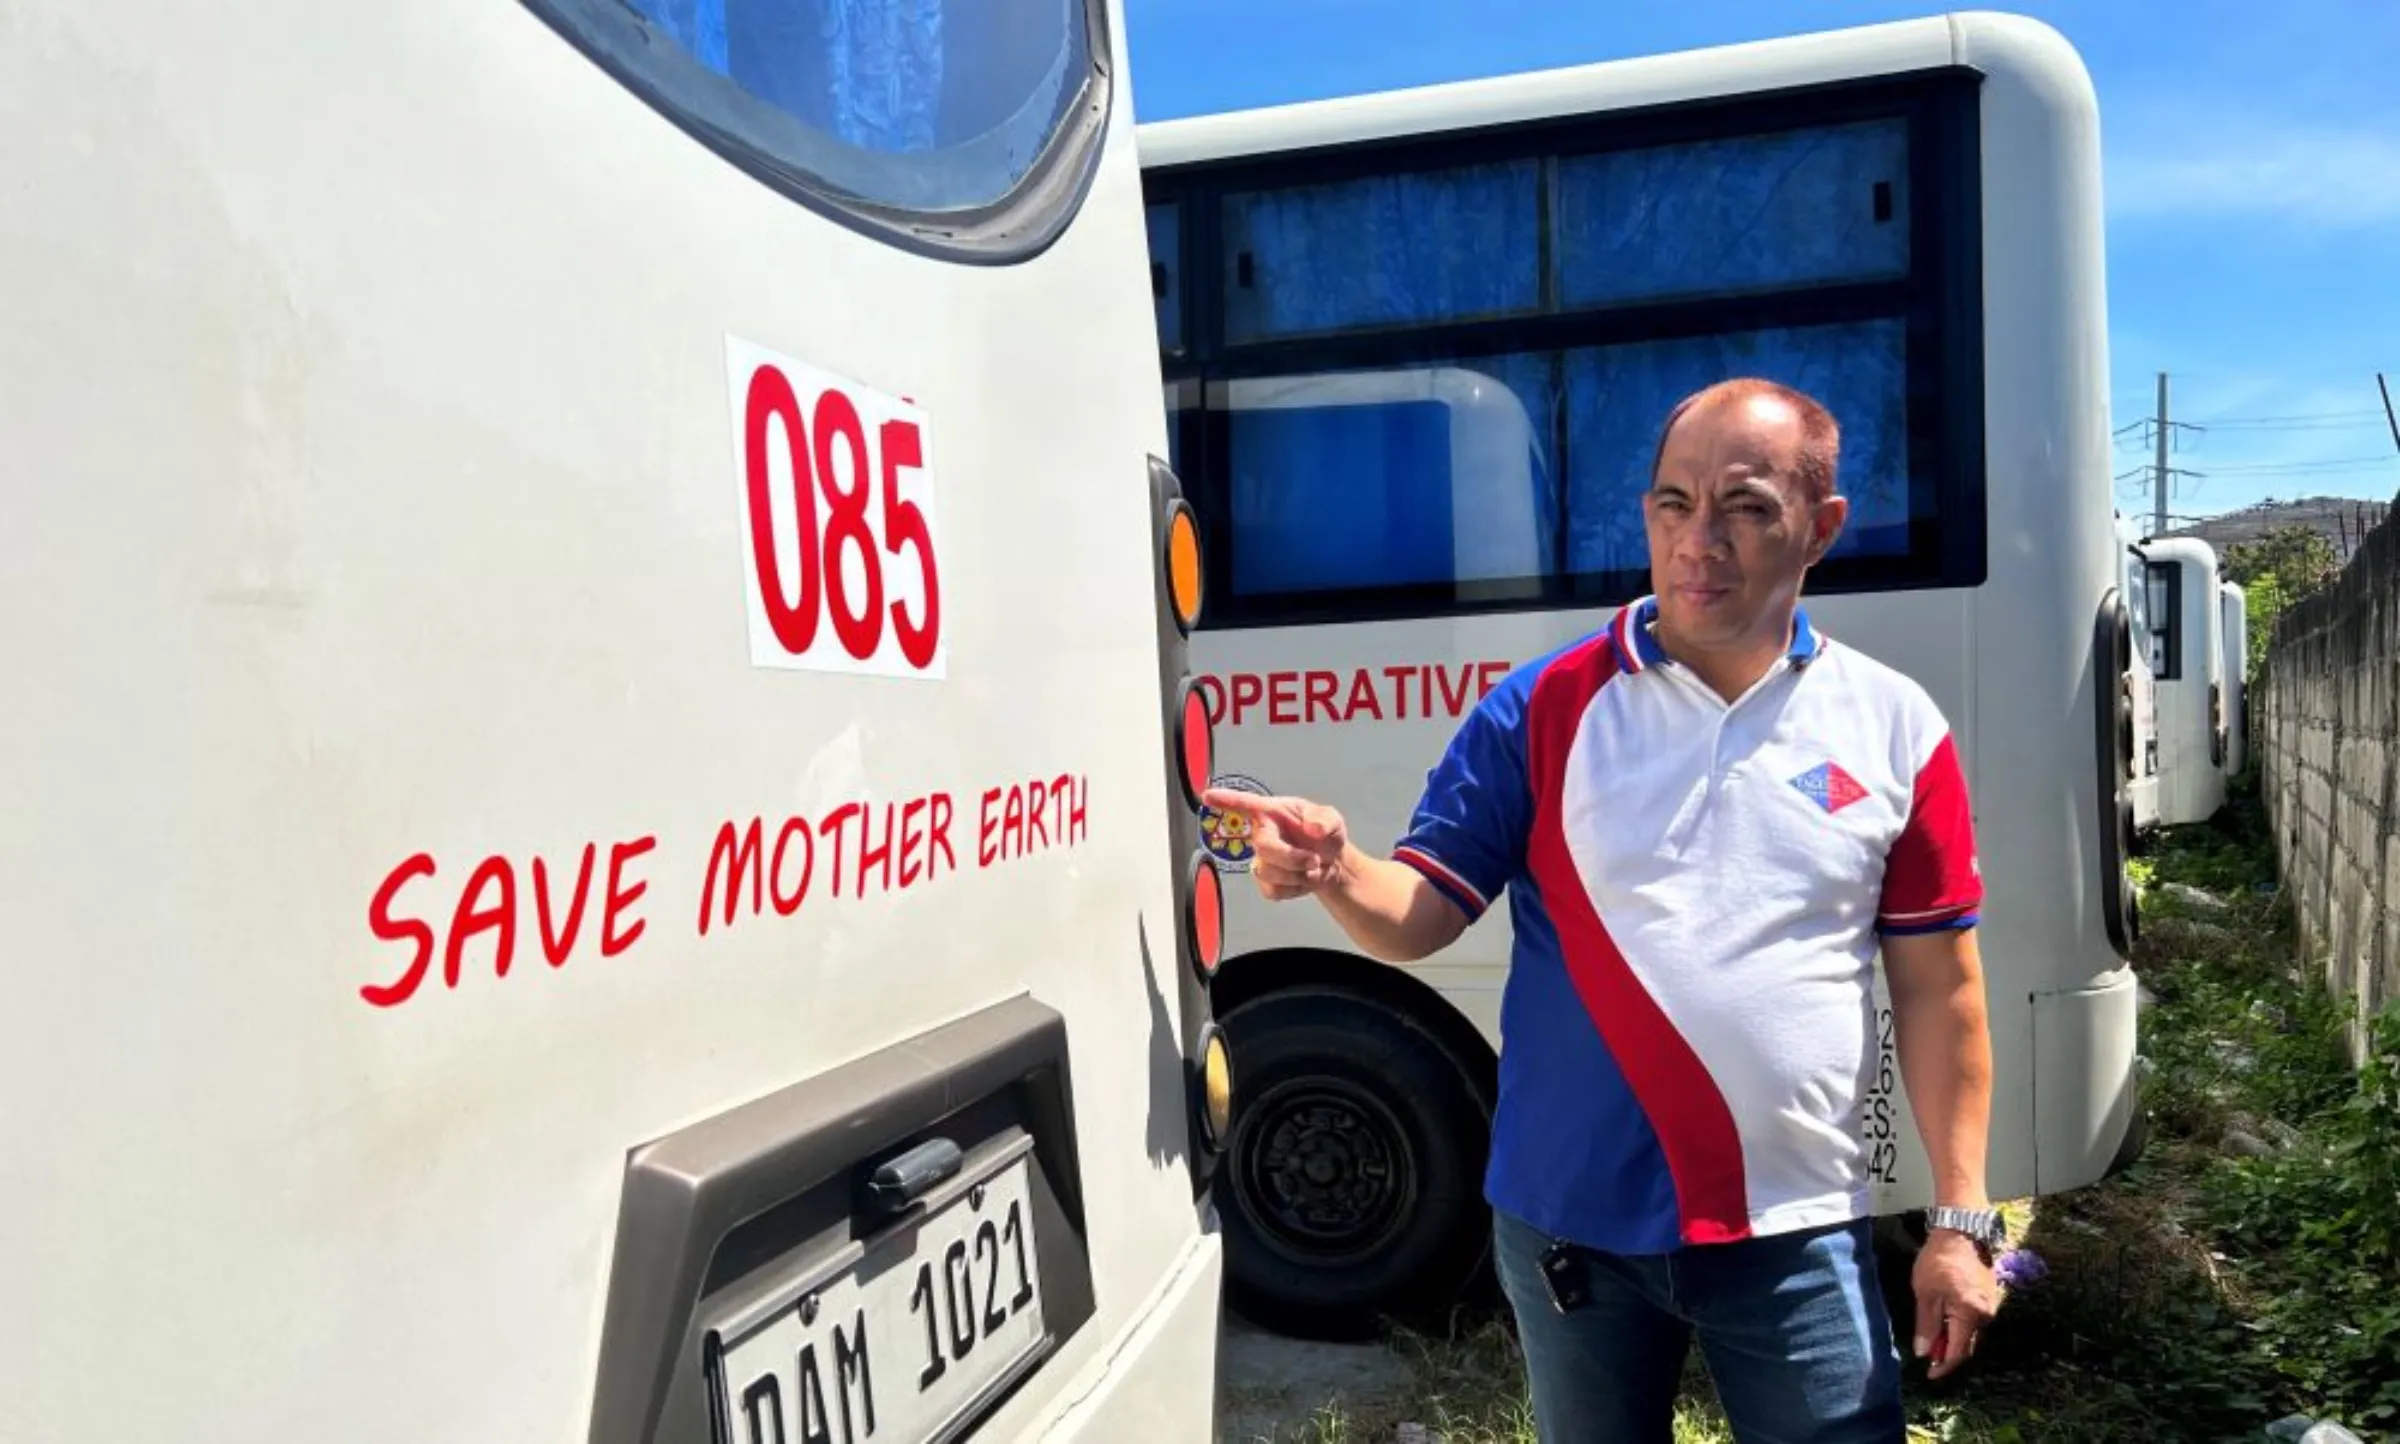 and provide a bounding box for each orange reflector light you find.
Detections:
[1198,1022,1233,1151]
[1166,501,1204,634]
[1187,851,1224,977]
[1177,680,1214,811]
